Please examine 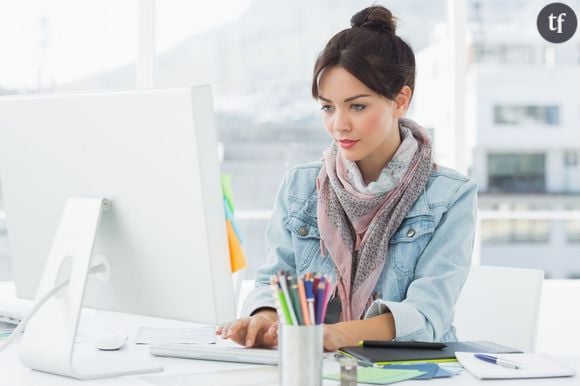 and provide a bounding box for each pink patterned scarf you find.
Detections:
[316,118,433,321]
